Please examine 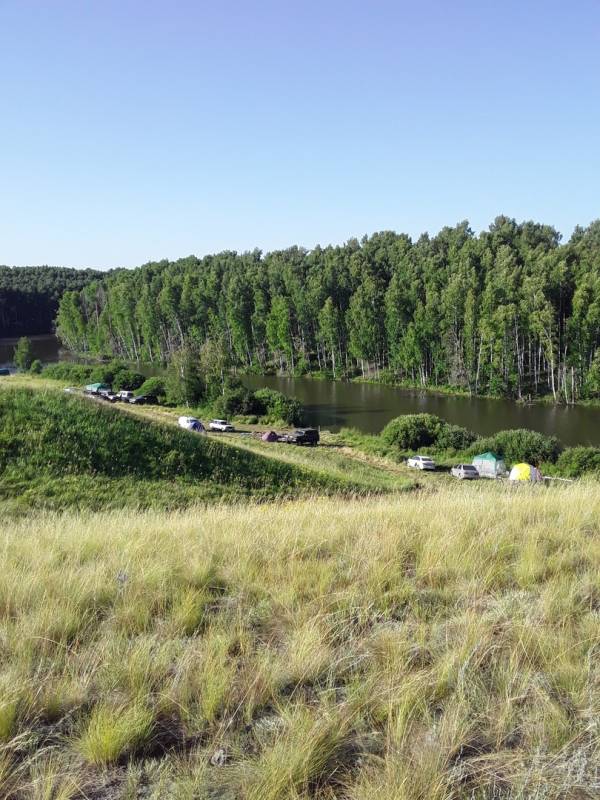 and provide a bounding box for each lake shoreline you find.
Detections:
[243,368,596,409]
[3,335,600,443]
